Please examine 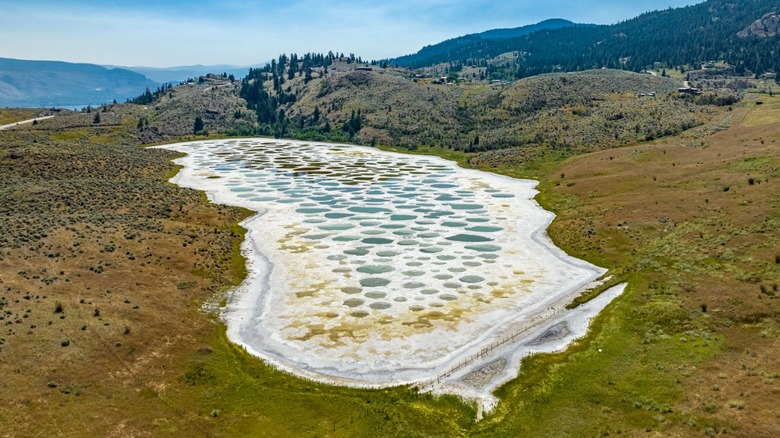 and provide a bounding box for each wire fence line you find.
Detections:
[418,304,569,390]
